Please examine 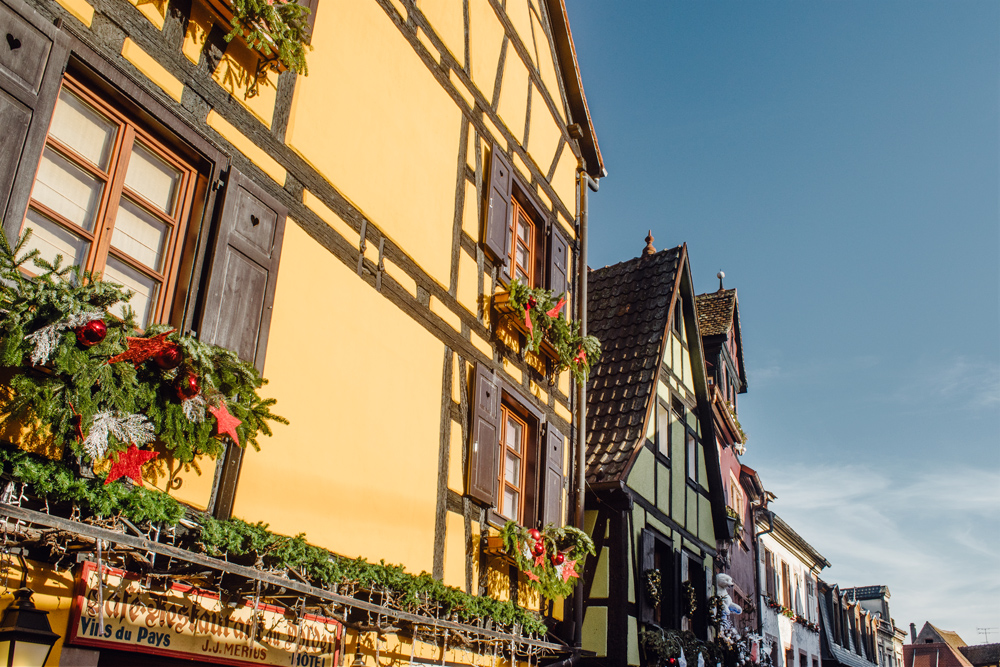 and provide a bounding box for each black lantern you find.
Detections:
[0,588,60,667]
